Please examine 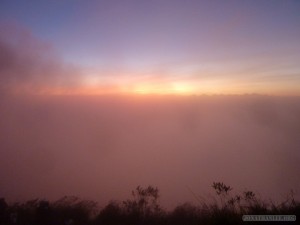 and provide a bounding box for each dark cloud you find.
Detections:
[0,23,80,94]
